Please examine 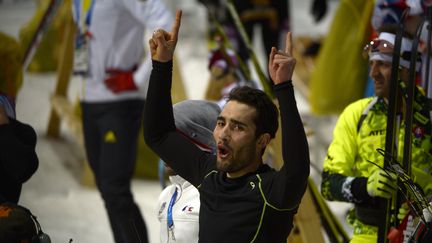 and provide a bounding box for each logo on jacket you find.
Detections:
[182,205,194,213]
[369,129,385,136]
[250,182,255,190]
[104,130,117,143]
[413,126,425,138]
